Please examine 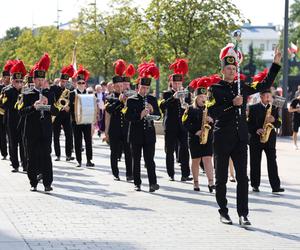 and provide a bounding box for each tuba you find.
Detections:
[52,88,70,122]
[260,103,274,143]
[199,105,211,145]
